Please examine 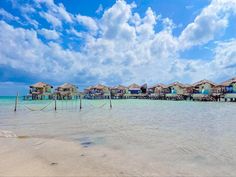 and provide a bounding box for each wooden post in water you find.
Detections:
[109,90,112,109]
[14,92,19,112]
[80,94,82,110]
[54,95,57,111]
